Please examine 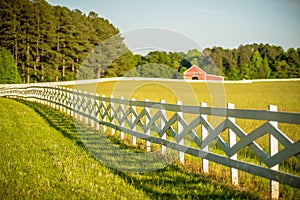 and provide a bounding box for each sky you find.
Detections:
[47,0,300,52]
